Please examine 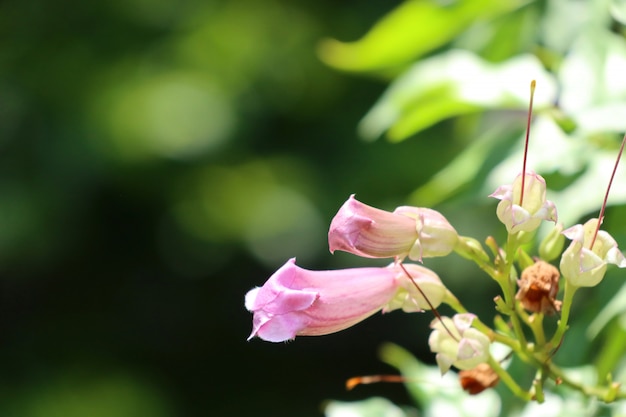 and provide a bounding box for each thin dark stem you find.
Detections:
[398,262,459,342]
[591,133,626,249]
[520,80,536,206]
